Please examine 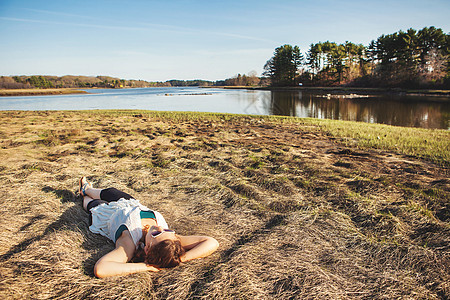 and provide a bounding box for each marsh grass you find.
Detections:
[0,110,448,299]
[318,120,449,164]
[274,117,449,166]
